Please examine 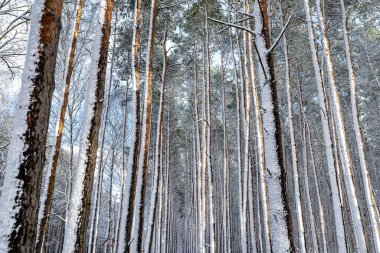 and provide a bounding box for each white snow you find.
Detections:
[62,0,107,251]
[0,0,44,250]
